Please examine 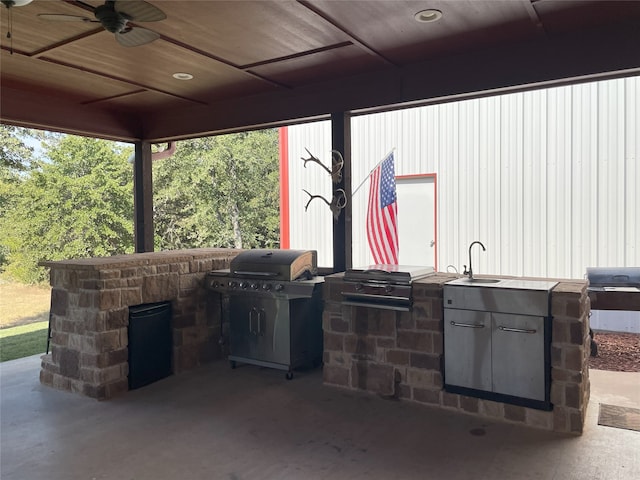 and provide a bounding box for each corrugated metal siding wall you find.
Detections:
[286,76,639,279]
